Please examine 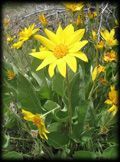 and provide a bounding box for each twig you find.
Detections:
[97,3,108,42]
